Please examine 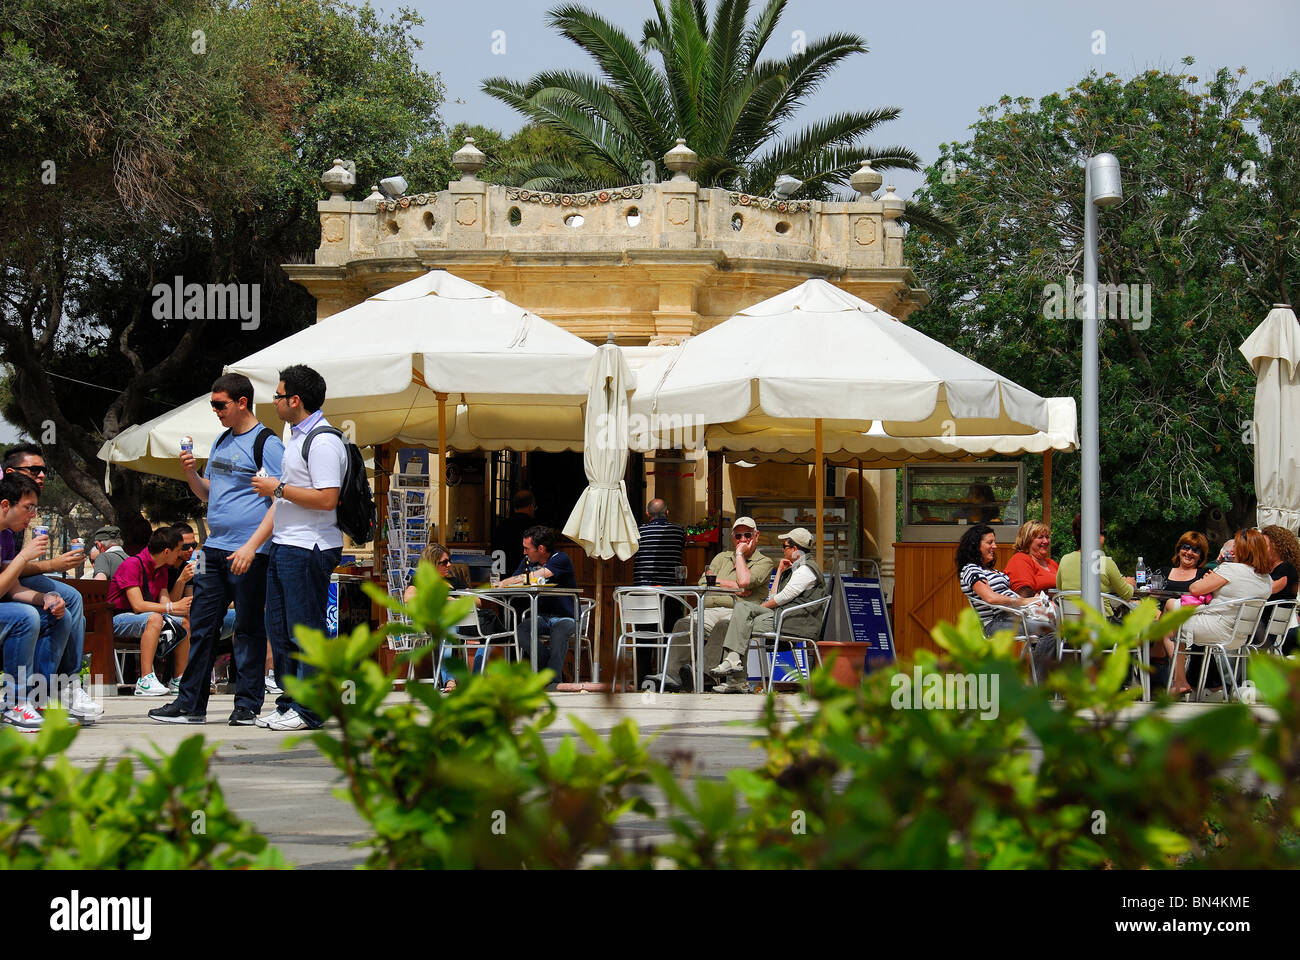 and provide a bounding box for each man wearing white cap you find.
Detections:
[644,516,775,693]
[709,526,828,693]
